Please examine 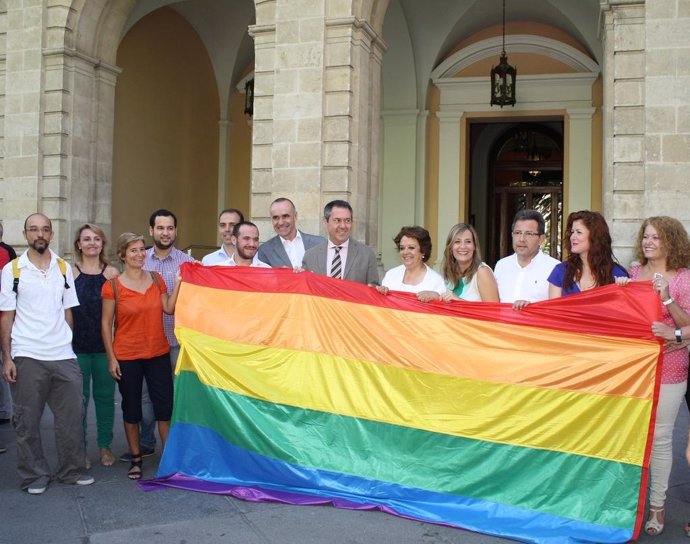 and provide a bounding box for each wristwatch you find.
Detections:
[663,297,674,306]
[675,328,683,343]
